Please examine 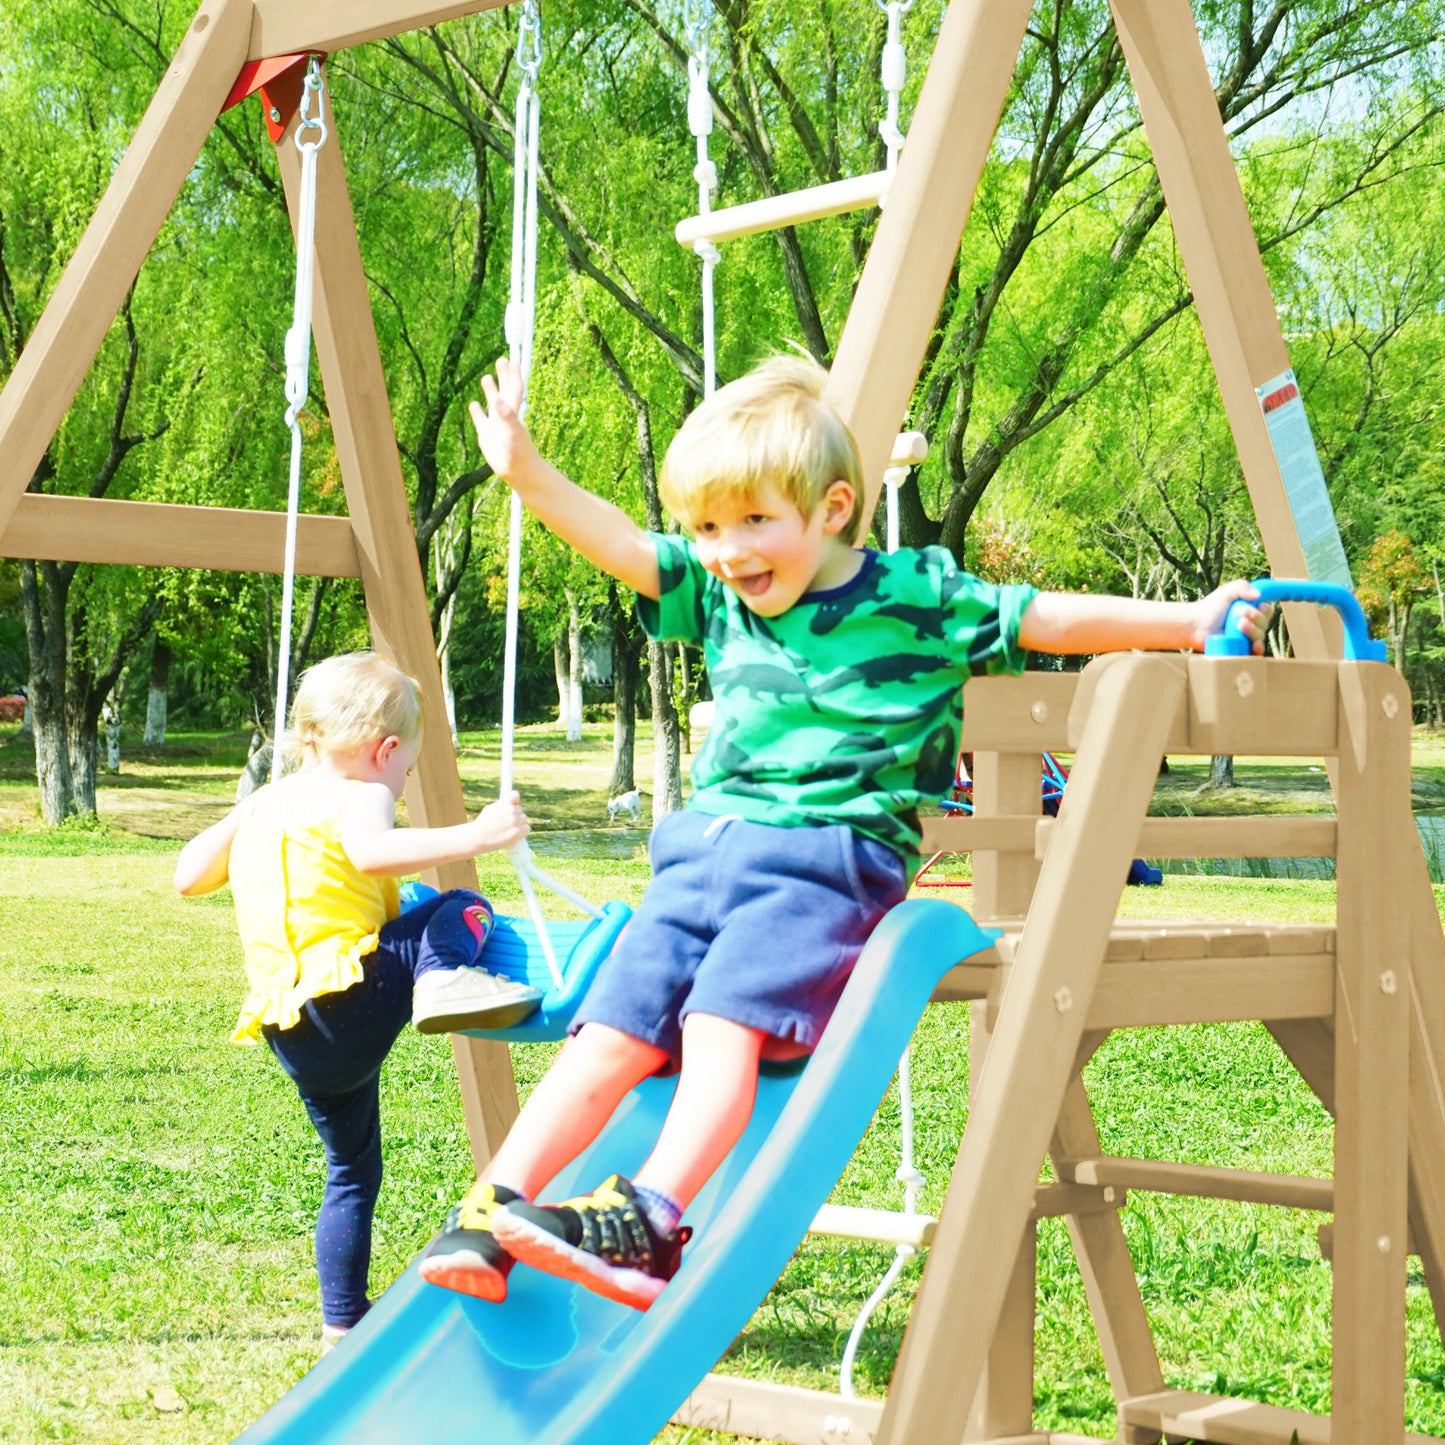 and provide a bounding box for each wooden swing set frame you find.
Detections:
[3,1,1444,1440]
